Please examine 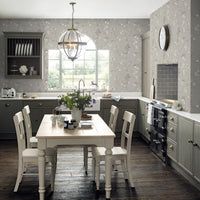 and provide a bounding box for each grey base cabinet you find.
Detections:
[22,100,58,134]
[0,100,23,139]
[178,116,200,185]
[178,116,193,175]
[167,111,178,162]
[194,122,200,182]
[100,99,138,137]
